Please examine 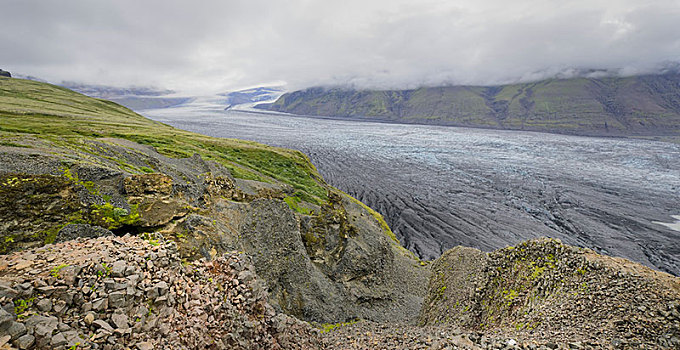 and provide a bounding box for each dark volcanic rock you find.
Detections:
[239,194,427,323]
[55,224,113,243]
